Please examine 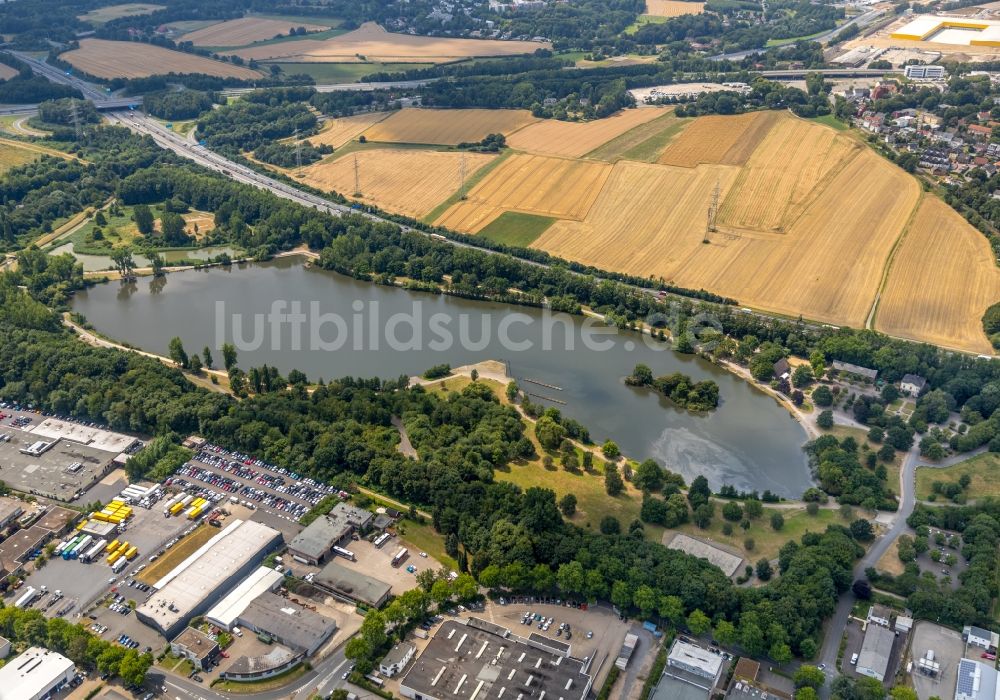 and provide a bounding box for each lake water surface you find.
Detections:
[71,258,814,497]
